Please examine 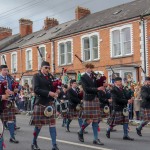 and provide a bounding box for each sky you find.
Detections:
[0,0,133,34]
